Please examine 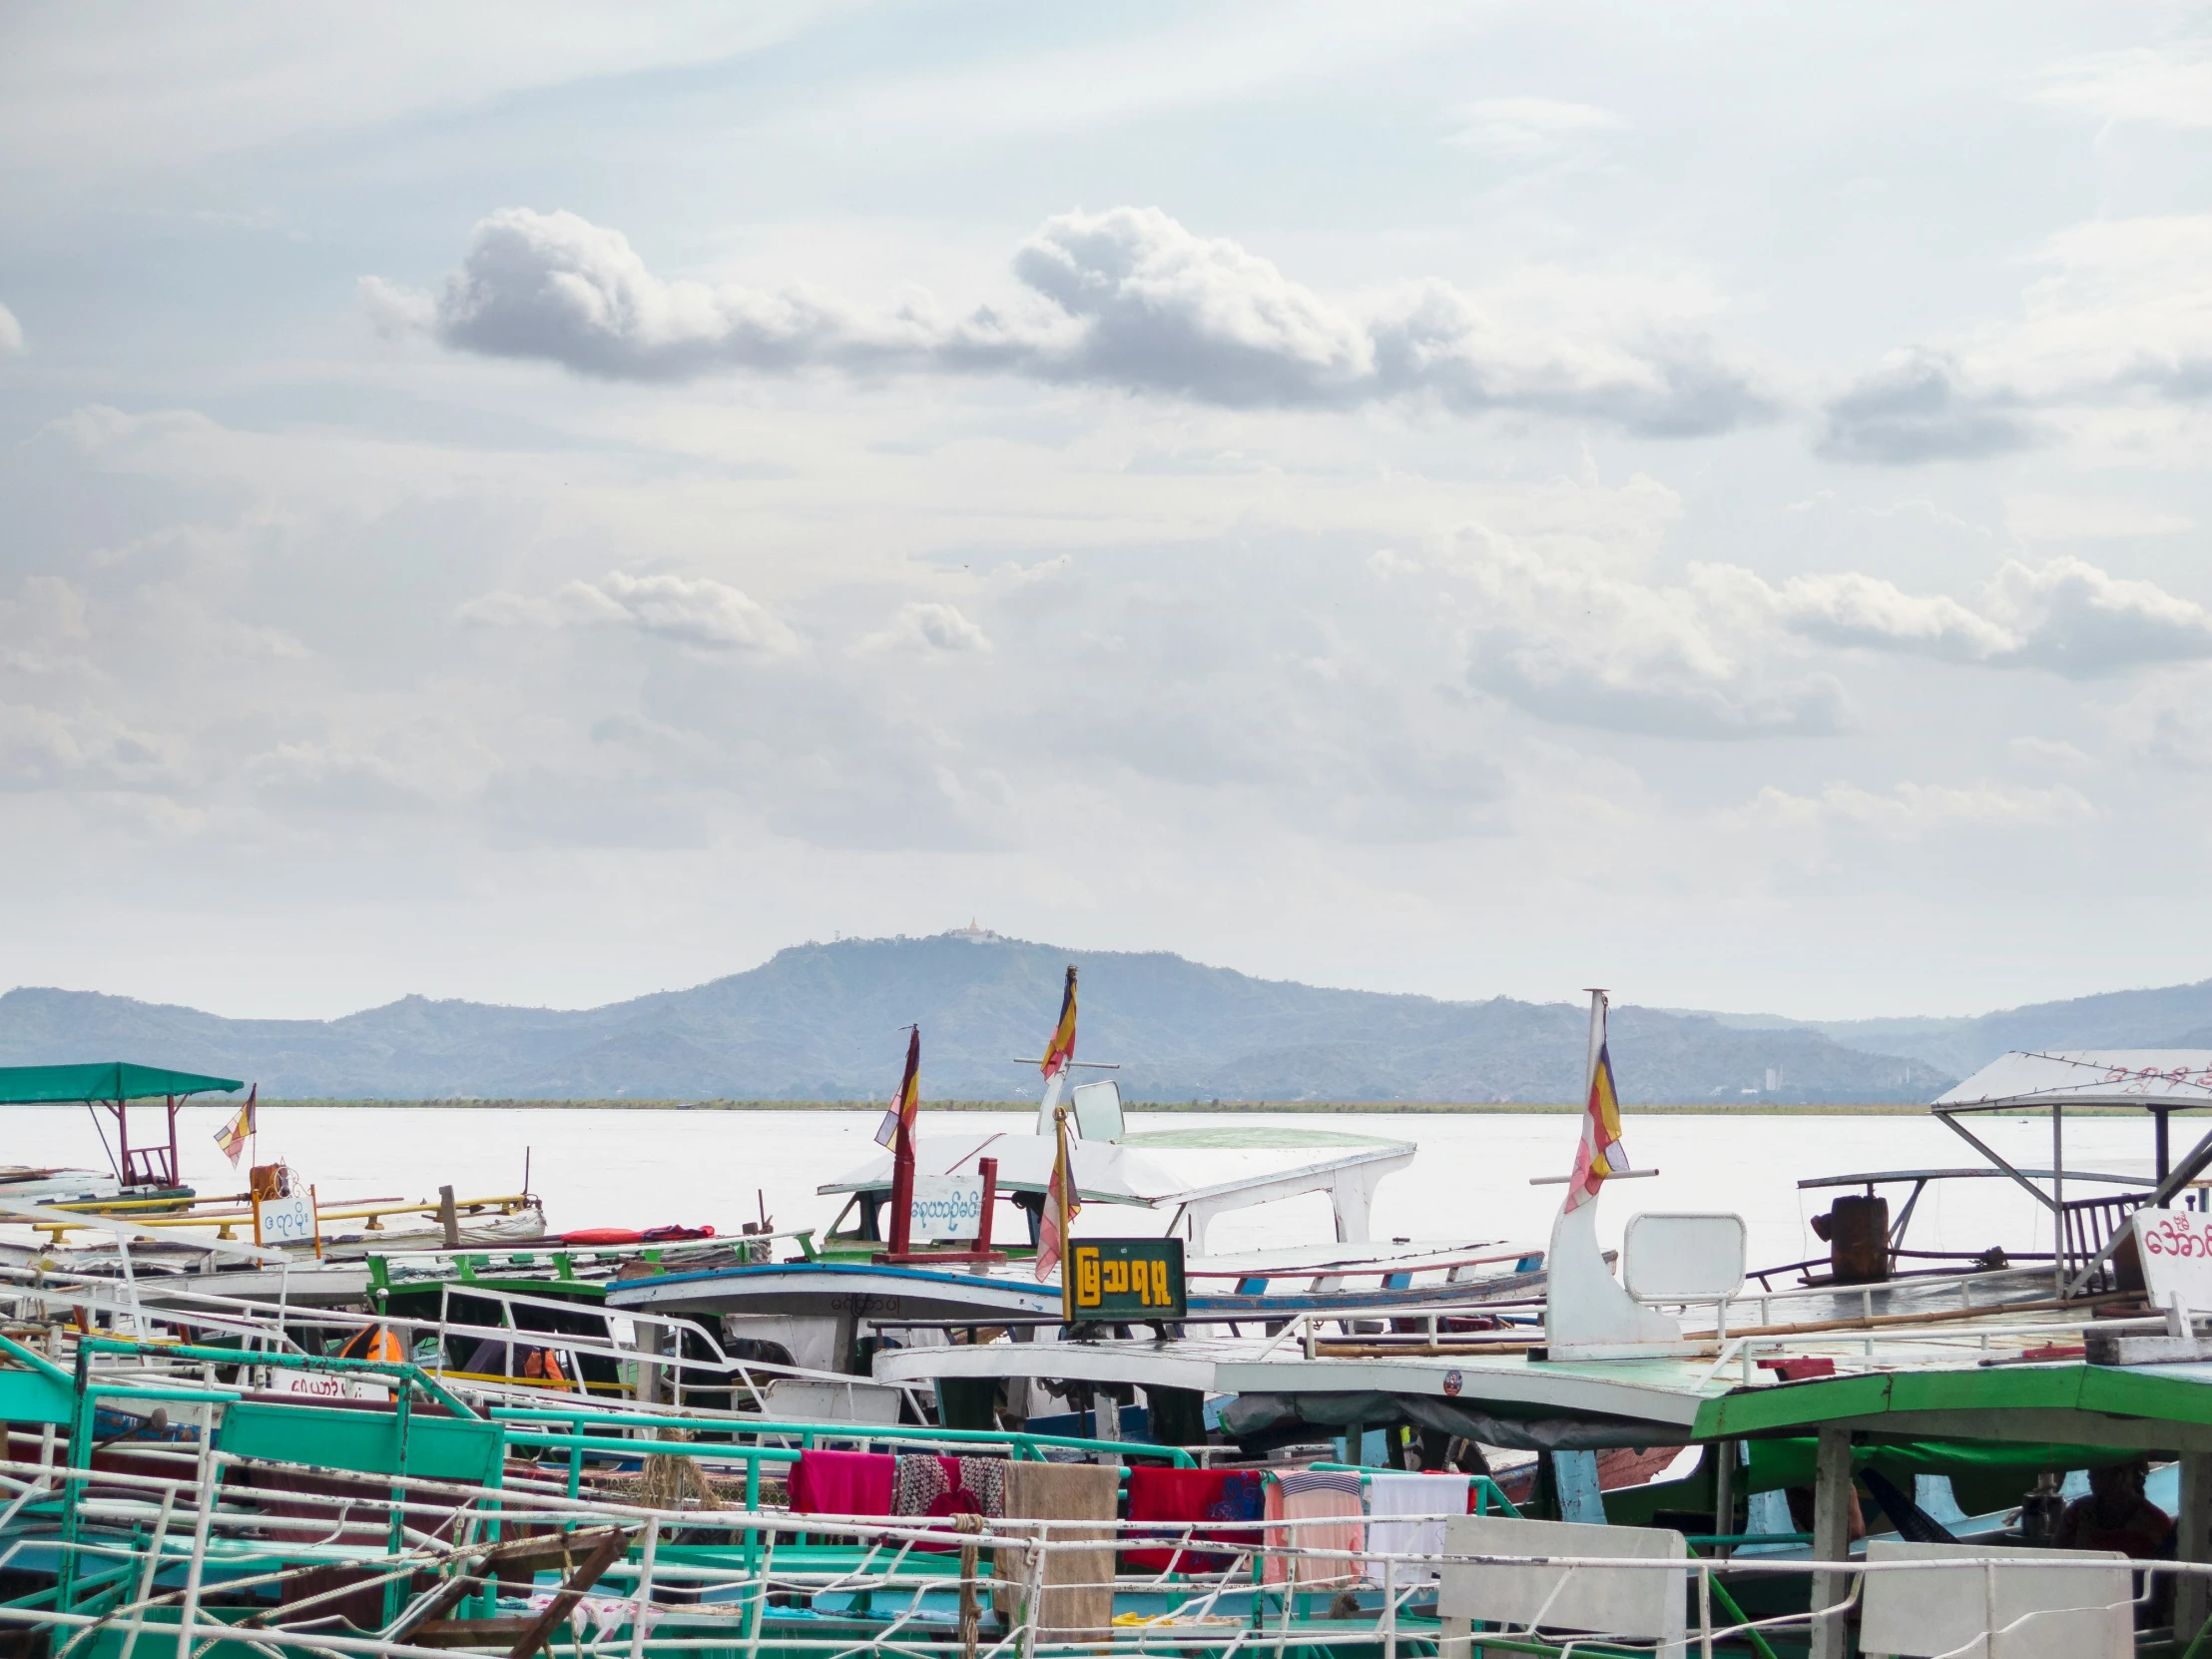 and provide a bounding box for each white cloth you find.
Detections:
[1363,1471,1469,1582]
